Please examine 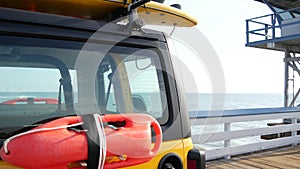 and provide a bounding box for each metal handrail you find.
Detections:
[246,6,300,45]
[189,106,300,118]
[247,19,272,26]
[246,13,273,21]
[246,13,278,44]
[190,107,300,160]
